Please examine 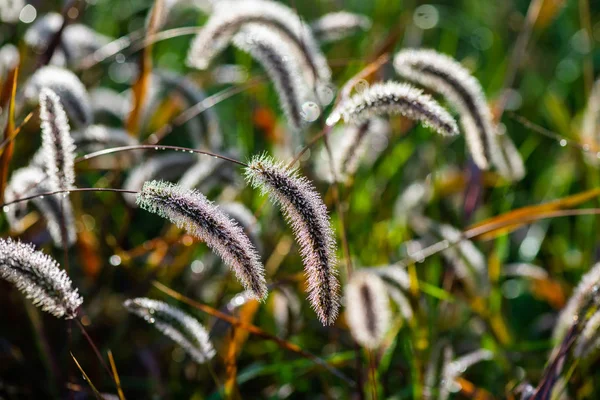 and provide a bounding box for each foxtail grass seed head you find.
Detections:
[327,81,459,137]
[72,125,139,153]
[25,66,93,127]
[440,349,493,400]
[245,154,339,325]
[581,79,600,165]
[233,25,316,131]
[393,49,518,176]
[553,263,600,343]
[310,11,372,43]
[186,0,331,91]
[574,308,600,358]
[123,153,198,206]
[4,166,77,247]
[124,298,215,364]
[40,88,77,192]
[136,181,267,300]
[345,271,391,349]
[90,87,131,121]
[0,238,83,319]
